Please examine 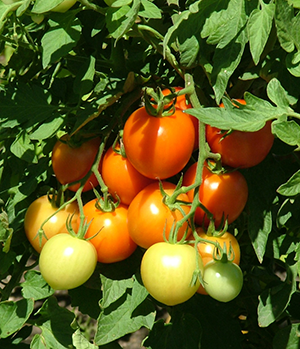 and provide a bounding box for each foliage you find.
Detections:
[1,0,300,348]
